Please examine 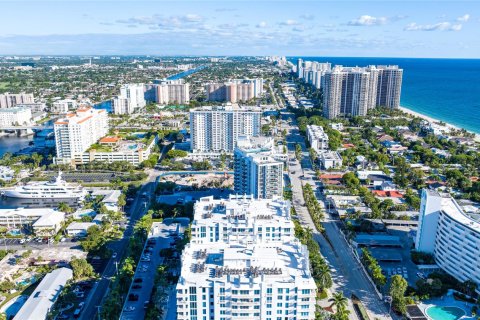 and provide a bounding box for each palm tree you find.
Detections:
[315,263,333,289]
[329,291,348,312]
